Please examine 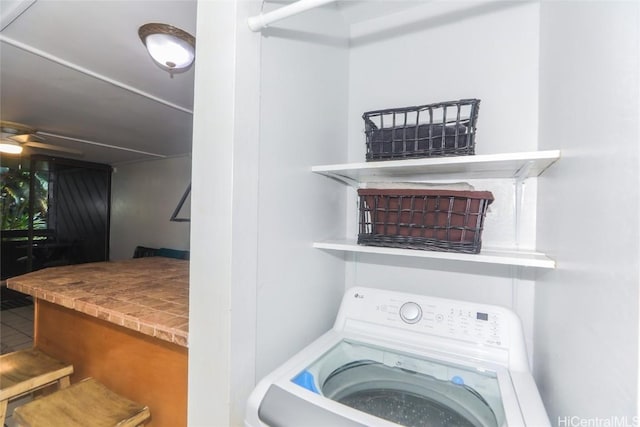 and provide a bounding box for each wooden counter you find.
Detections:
[7,258,189,427]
